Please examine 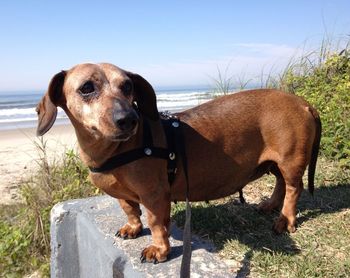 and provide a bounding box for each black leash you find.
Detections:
[174,119,192,278]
